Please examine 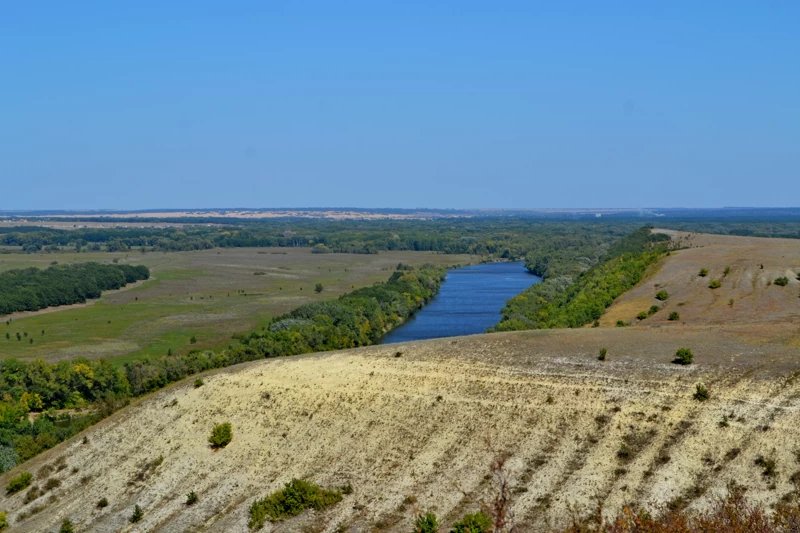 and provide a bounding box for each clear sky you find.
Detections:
[1,2,798,210]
